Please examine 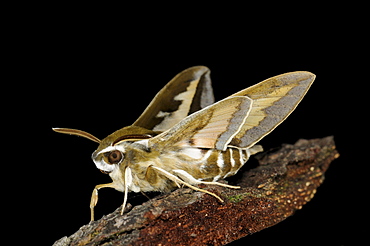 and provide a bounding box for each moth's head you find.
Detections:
[93,126,156,174]
[91,145,125,174]
[53,126,155,174]
[90,130,129,174]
